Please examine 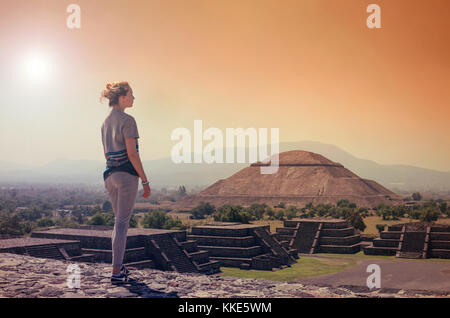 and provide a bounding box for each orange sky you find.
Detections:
[0,0,449,171]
